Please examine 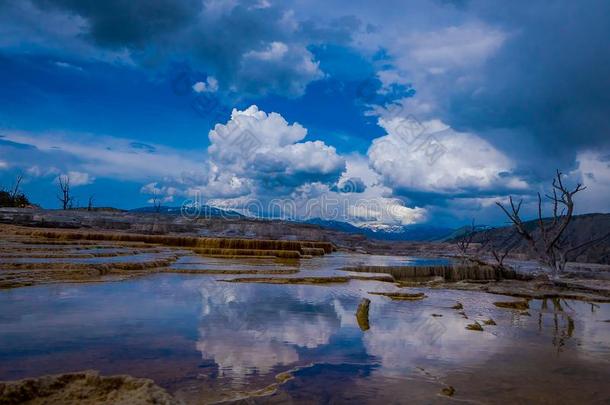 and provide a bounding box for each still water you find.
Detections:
[1,253,609,403]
